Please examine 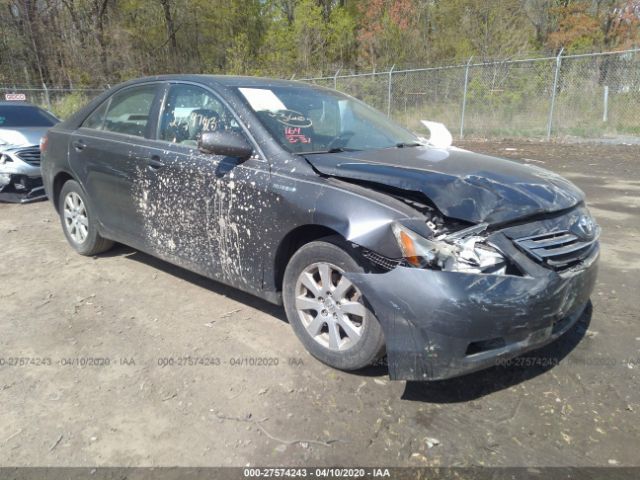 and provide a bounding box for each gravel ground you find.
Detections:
[0,141,638,467]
